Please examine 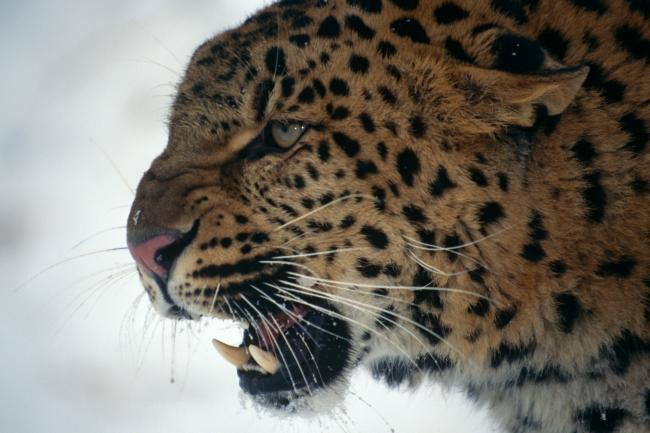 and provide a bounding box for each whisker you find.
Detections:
[16,247,130,291]
[407,249,469,277]
[69,226,127,251]
[285,271,497,304]
[274,193,371,231]
[272,247,369,260]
